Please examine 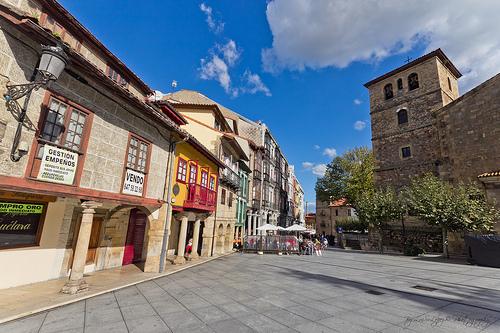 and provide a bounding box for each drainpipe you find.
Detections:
[159,134,188,273]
